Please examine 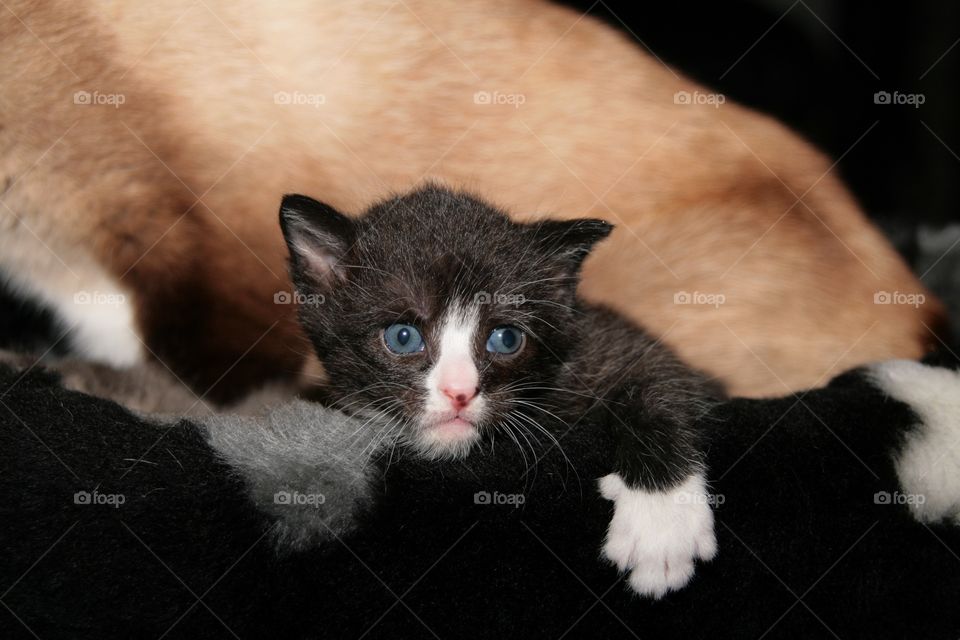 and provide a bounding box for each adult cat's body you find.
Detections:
[279,184,719,597]
[0,0,941,402]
